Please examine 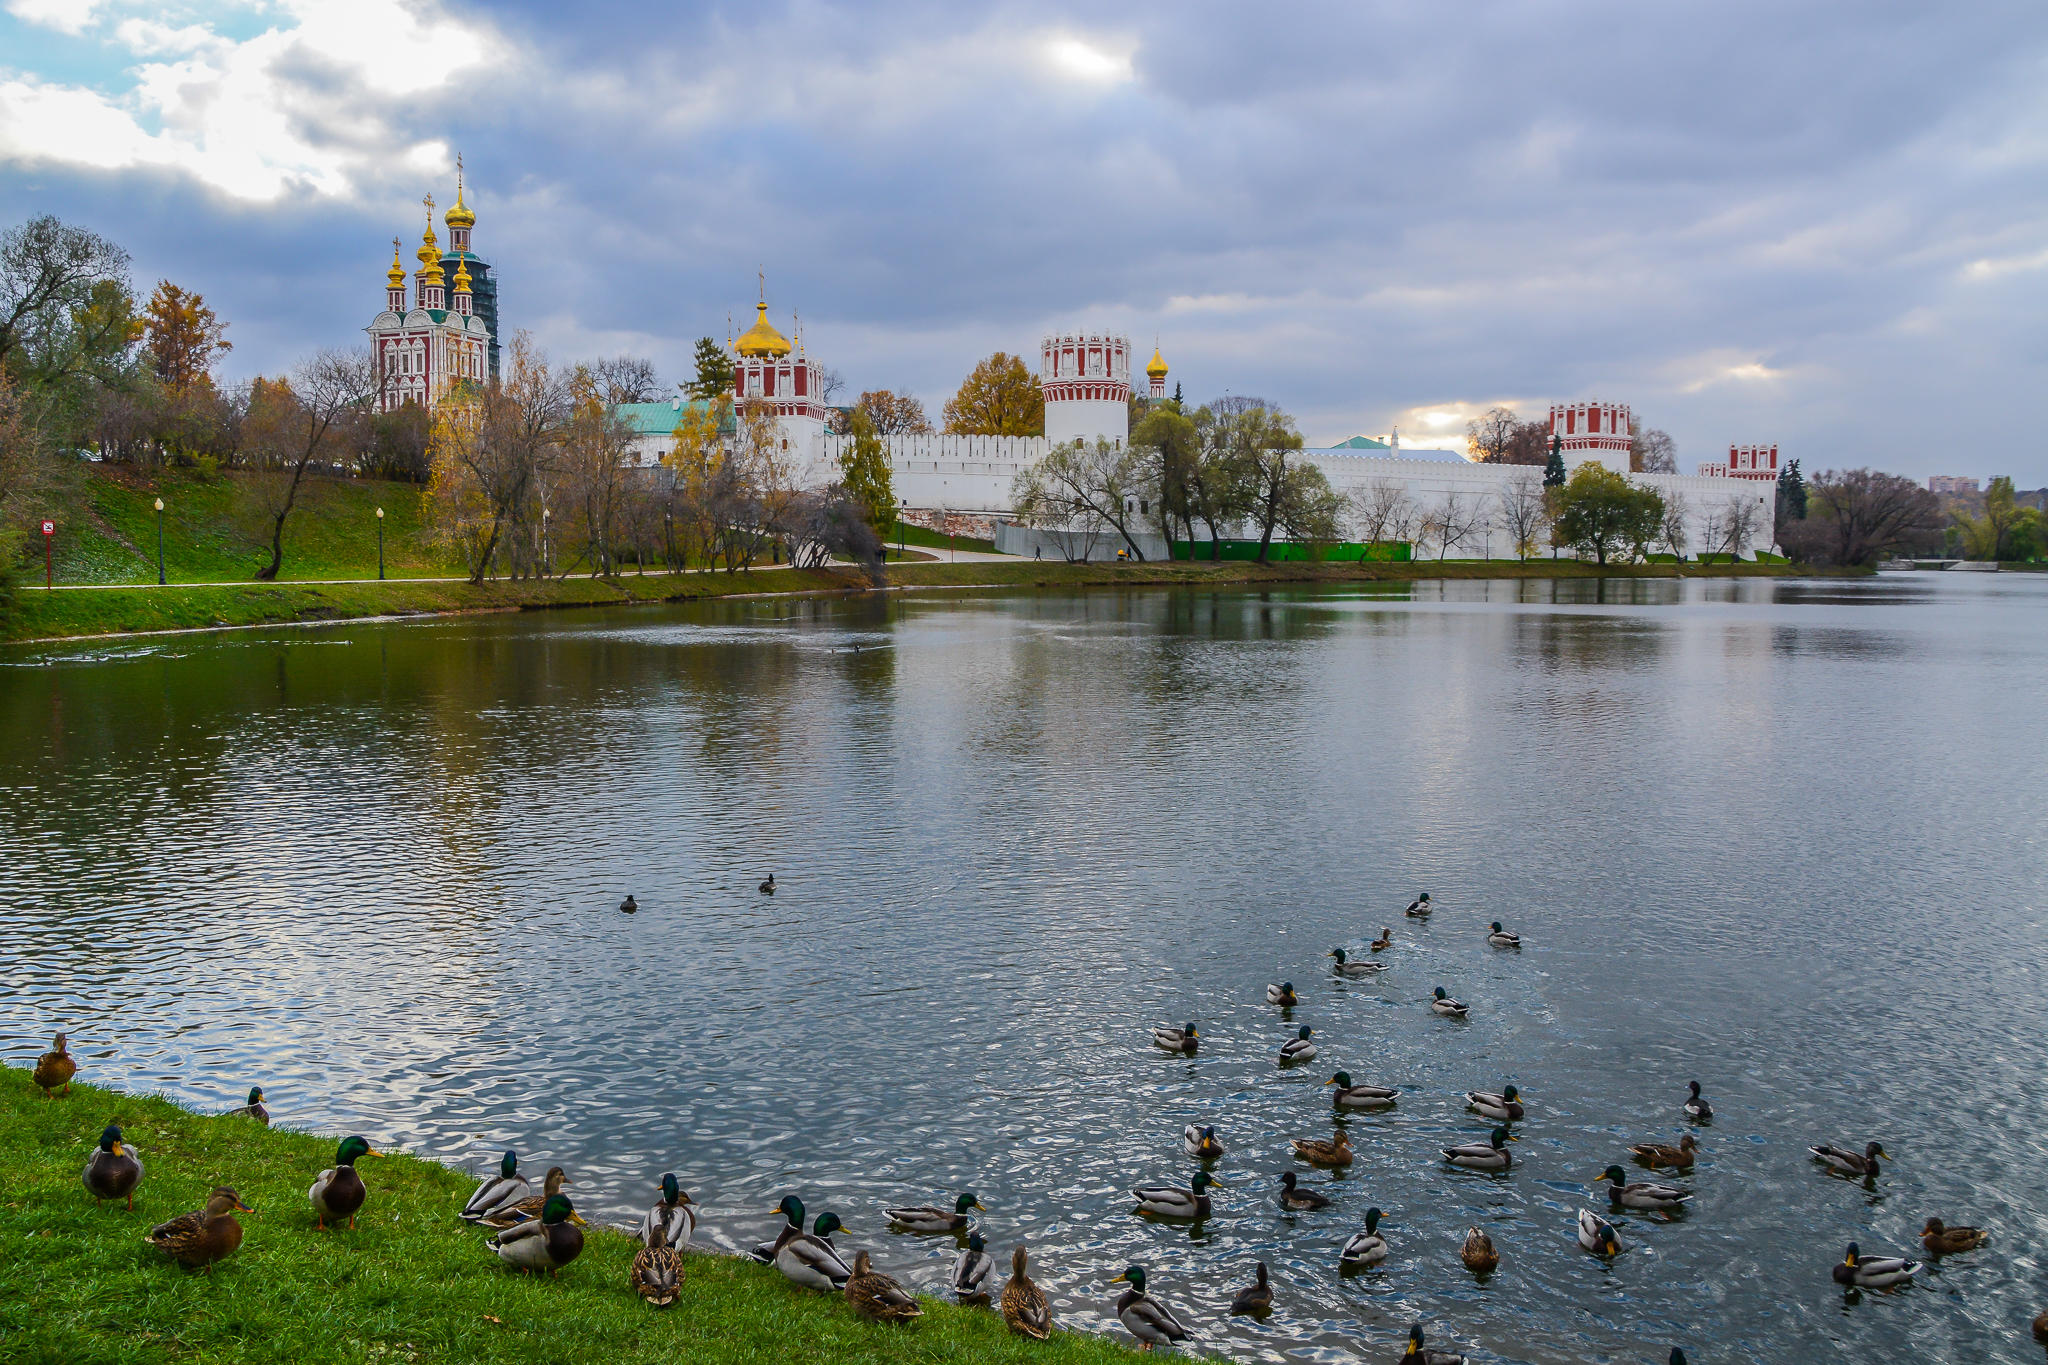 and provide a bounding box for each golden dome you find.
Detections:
[446,155,476,229]
[1146,345,1168,379]
[386,239,406,288]
[735,301,791,358]
[416,221,444,284]
[451,256,472,293]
